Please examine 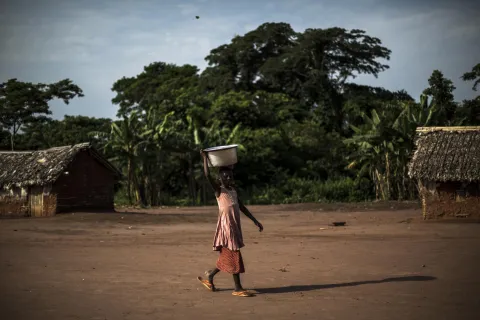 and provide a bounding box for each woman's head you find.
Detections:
[219,166,234,187]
